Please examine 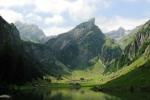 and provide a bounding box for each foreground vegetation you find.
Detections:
[92,56,150,92]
